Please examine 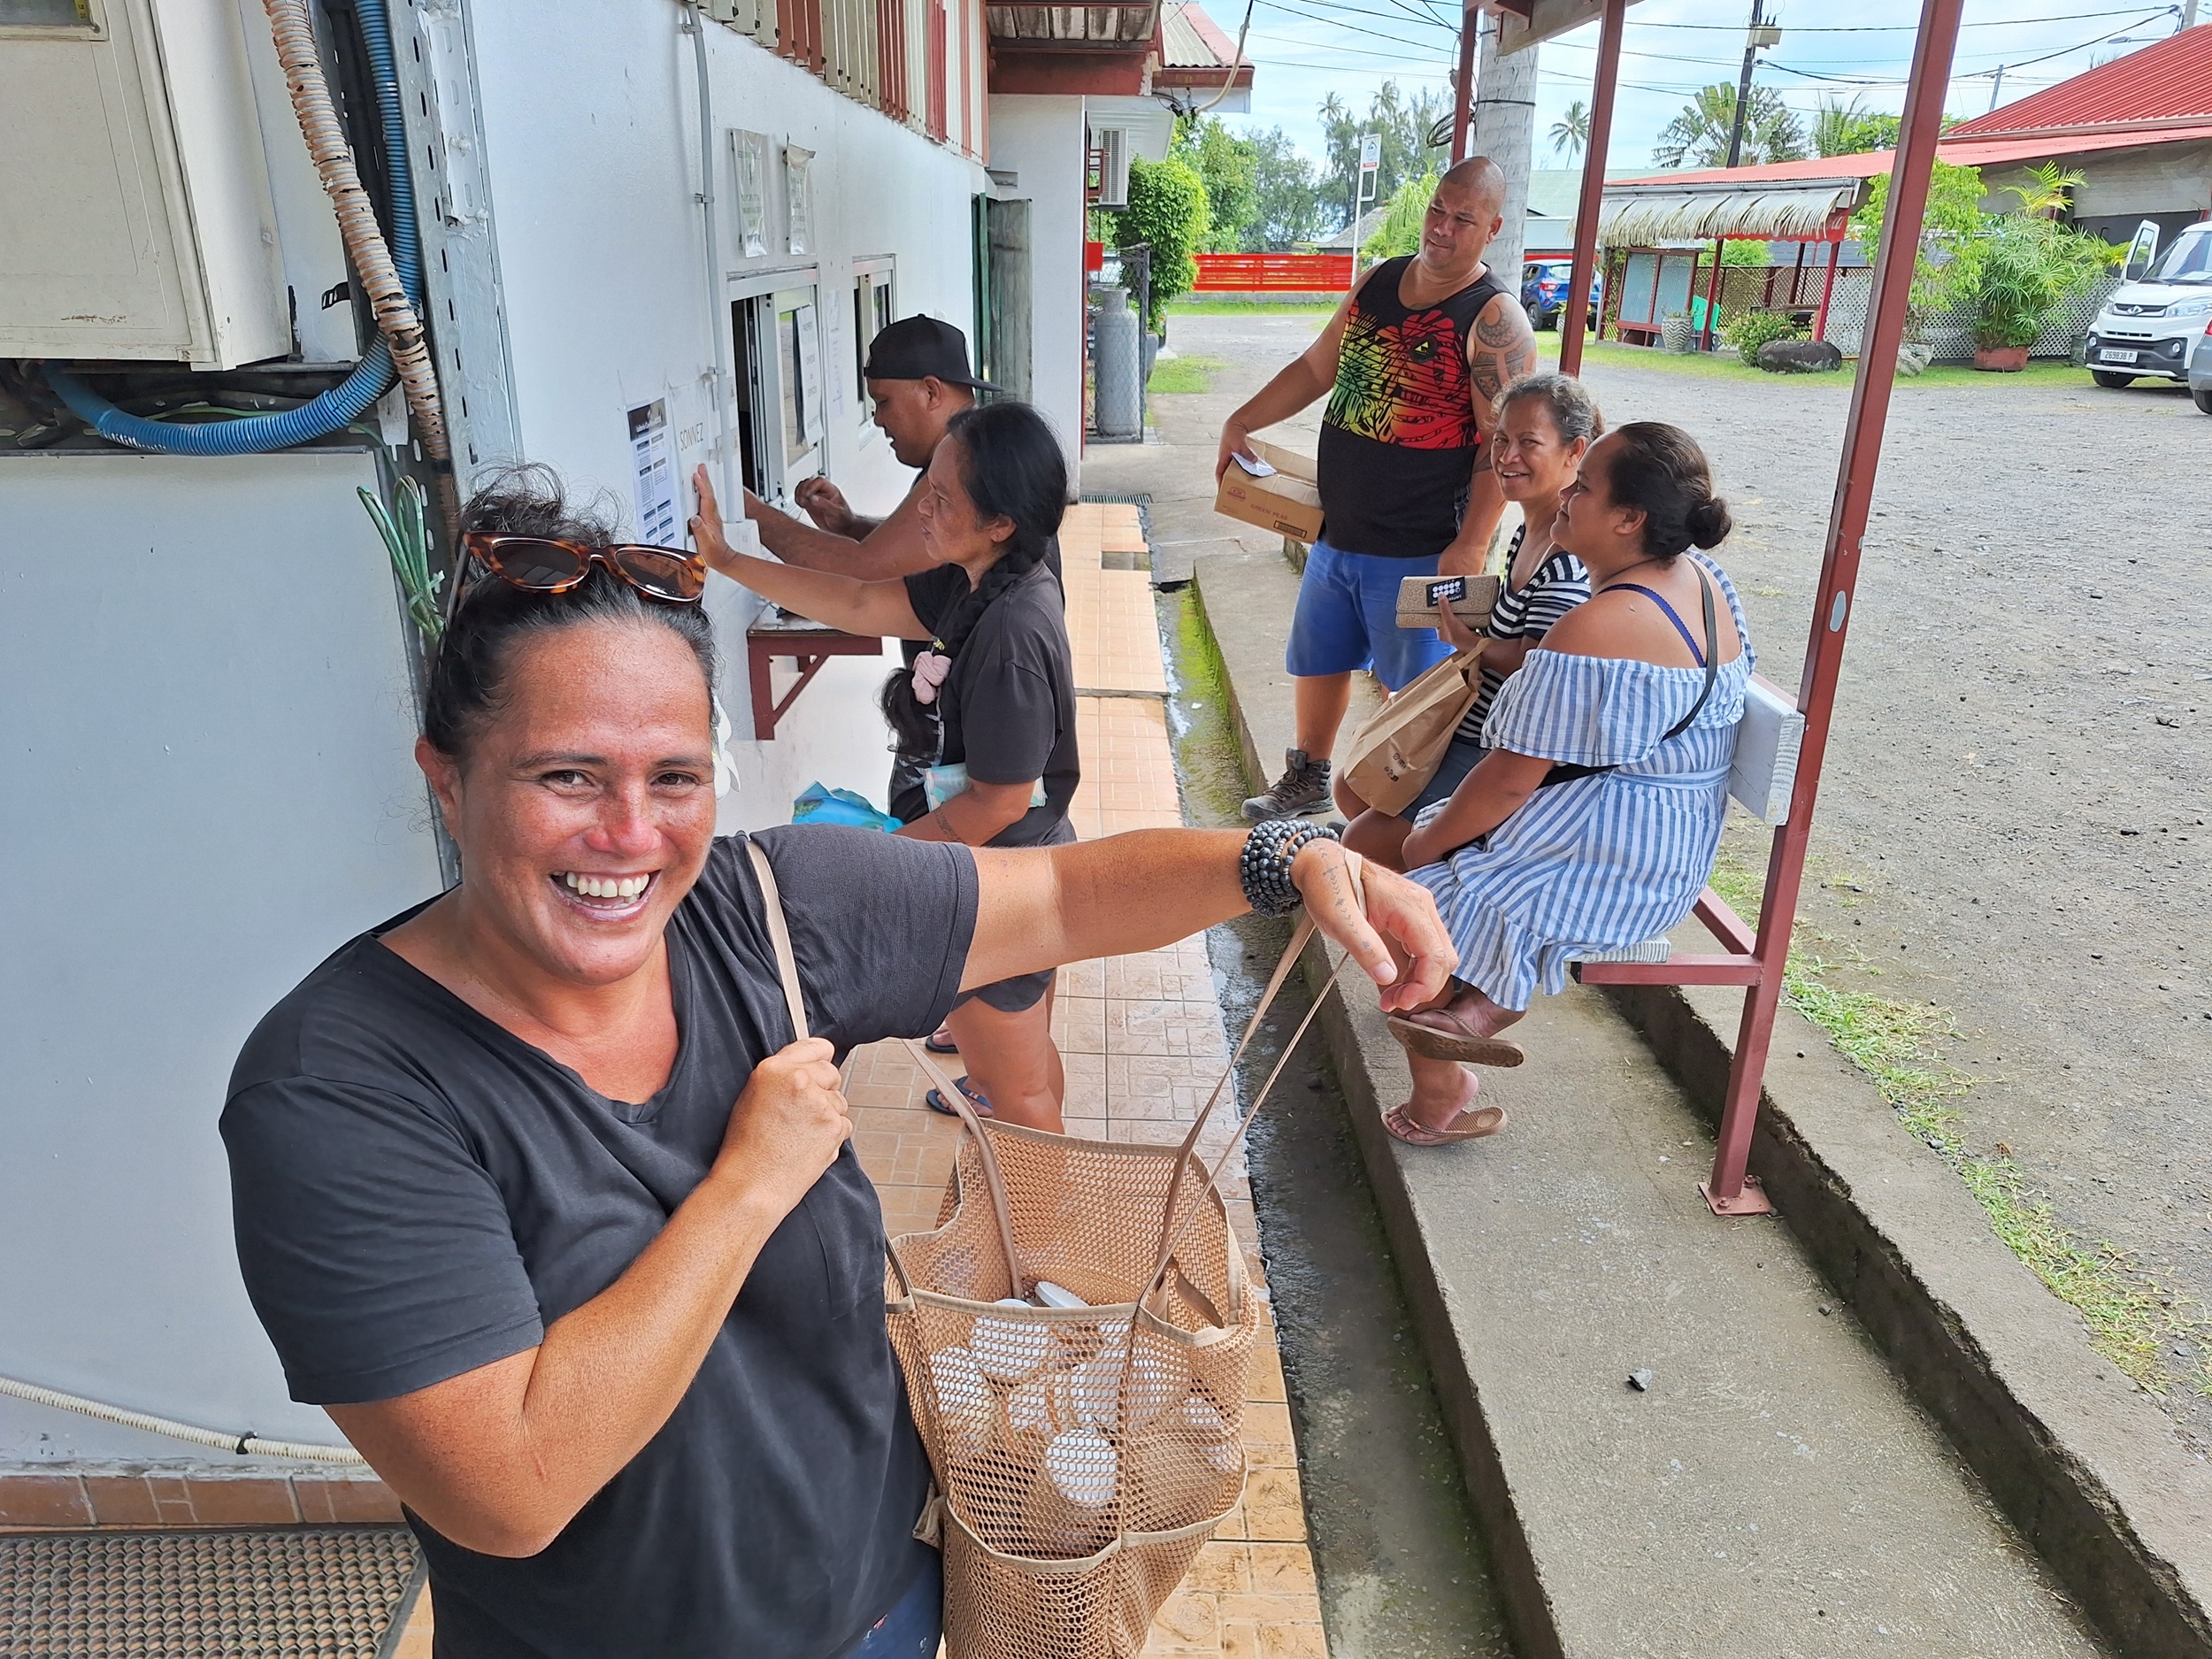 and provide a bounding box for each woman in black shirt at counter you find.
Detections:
[691,403,1079,1130]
